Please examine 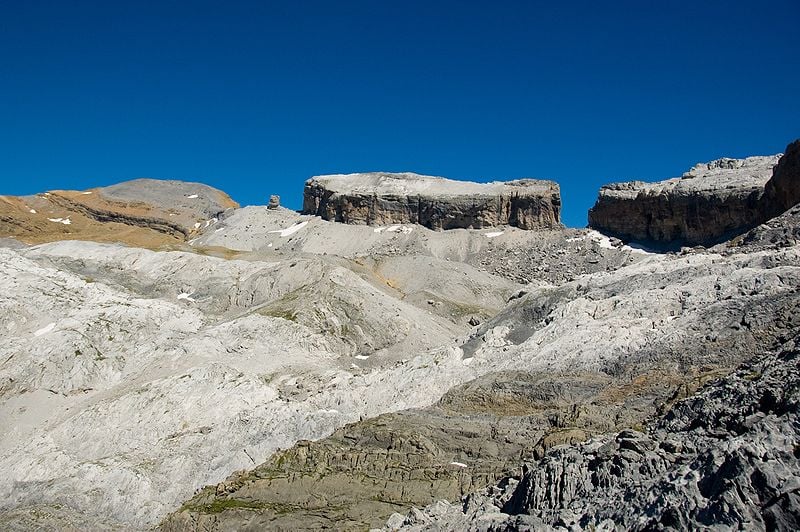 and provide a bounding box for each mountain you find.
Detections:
[1,142,799,531]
